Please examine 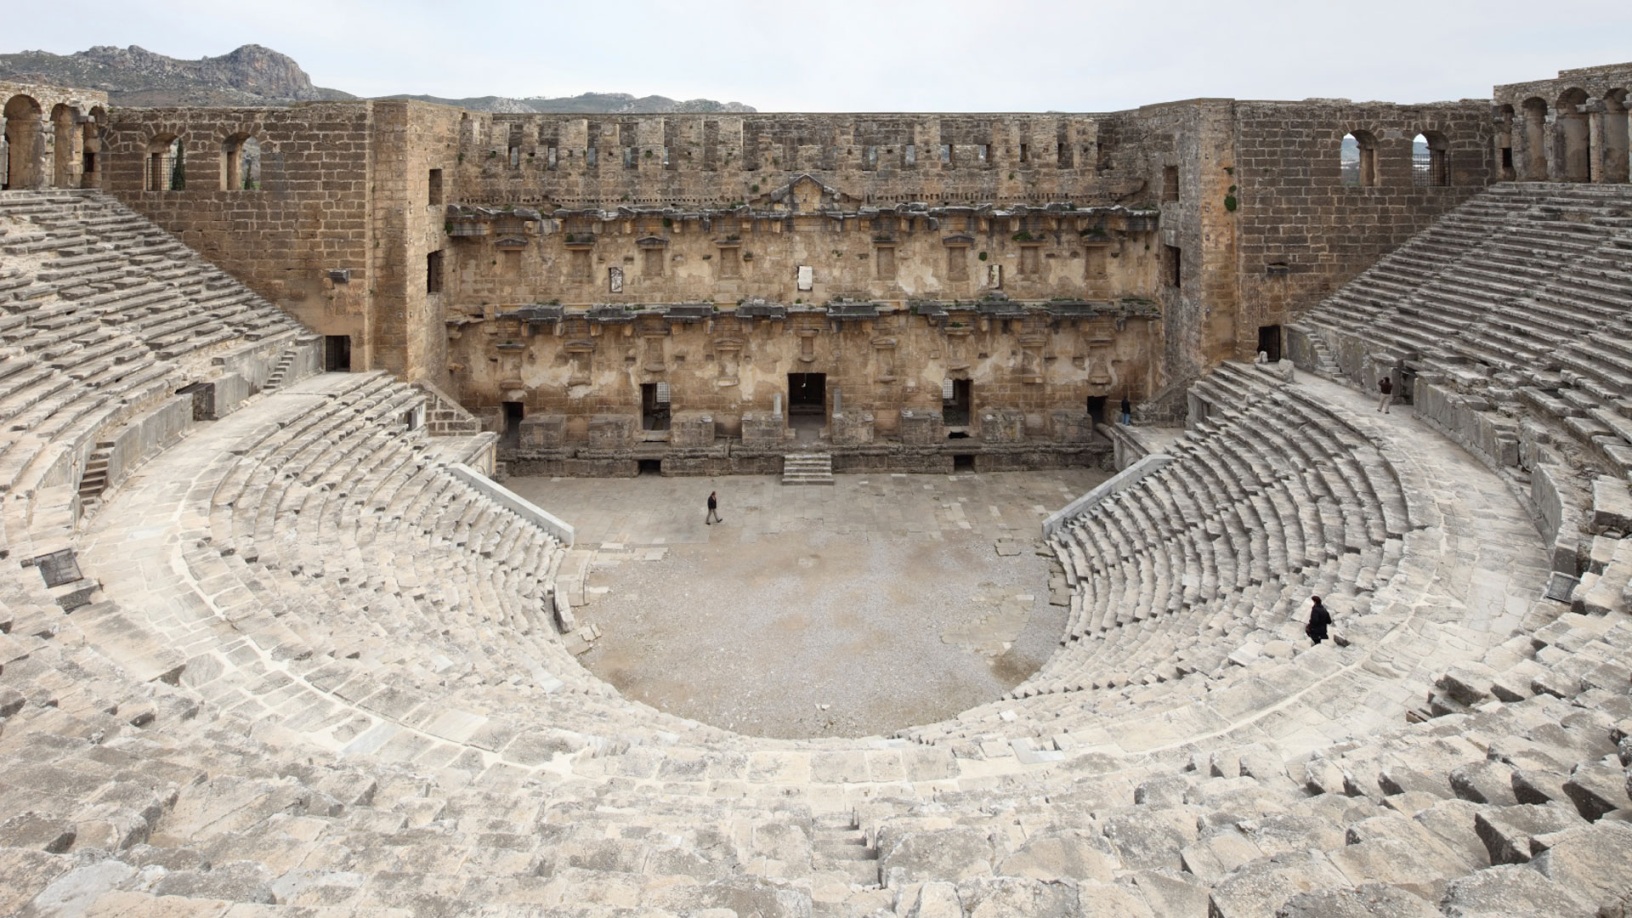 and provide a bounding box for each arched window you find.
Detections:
[222,134,262,190]
[50,103,76,188]
[146,134,182,191]
[1557,88,1591,182]
[1521,97,1549,180]
[3,94,44,189]
[81,107,104,189]
[1495,105,1516,181]
[1603,90,1629,184]
[1340,130,1378,187]
[1412,132,1449,187]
